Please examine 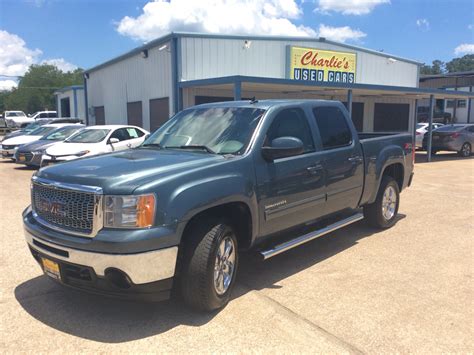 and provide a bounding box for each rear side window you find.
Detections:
[127,127,144,138]
[312,106,352,149]
[266,108,315,153]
